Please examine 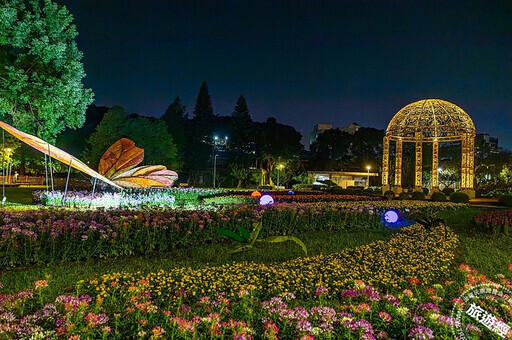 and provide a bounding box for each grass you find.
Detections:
[438,207,512,278]
[0,228,393,298]
[2,186,40,205]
